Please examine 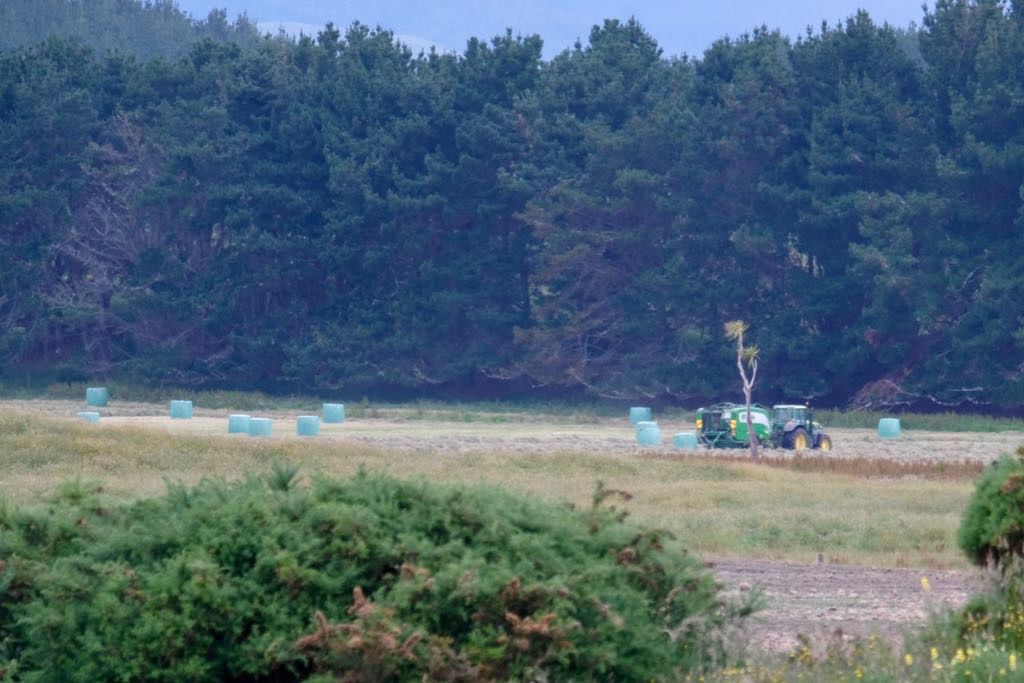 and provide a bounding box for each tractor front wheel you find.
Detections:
[784,427,809,450]
[818,434,833,452]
